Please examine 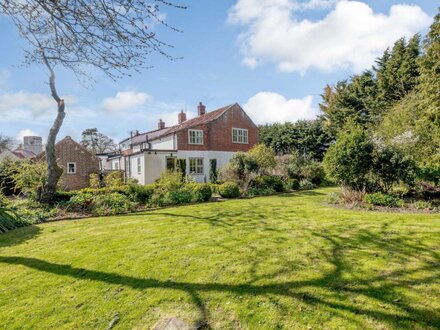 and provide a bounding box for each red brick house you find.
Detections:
[104,102,259,184]
[38,136,100,190]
